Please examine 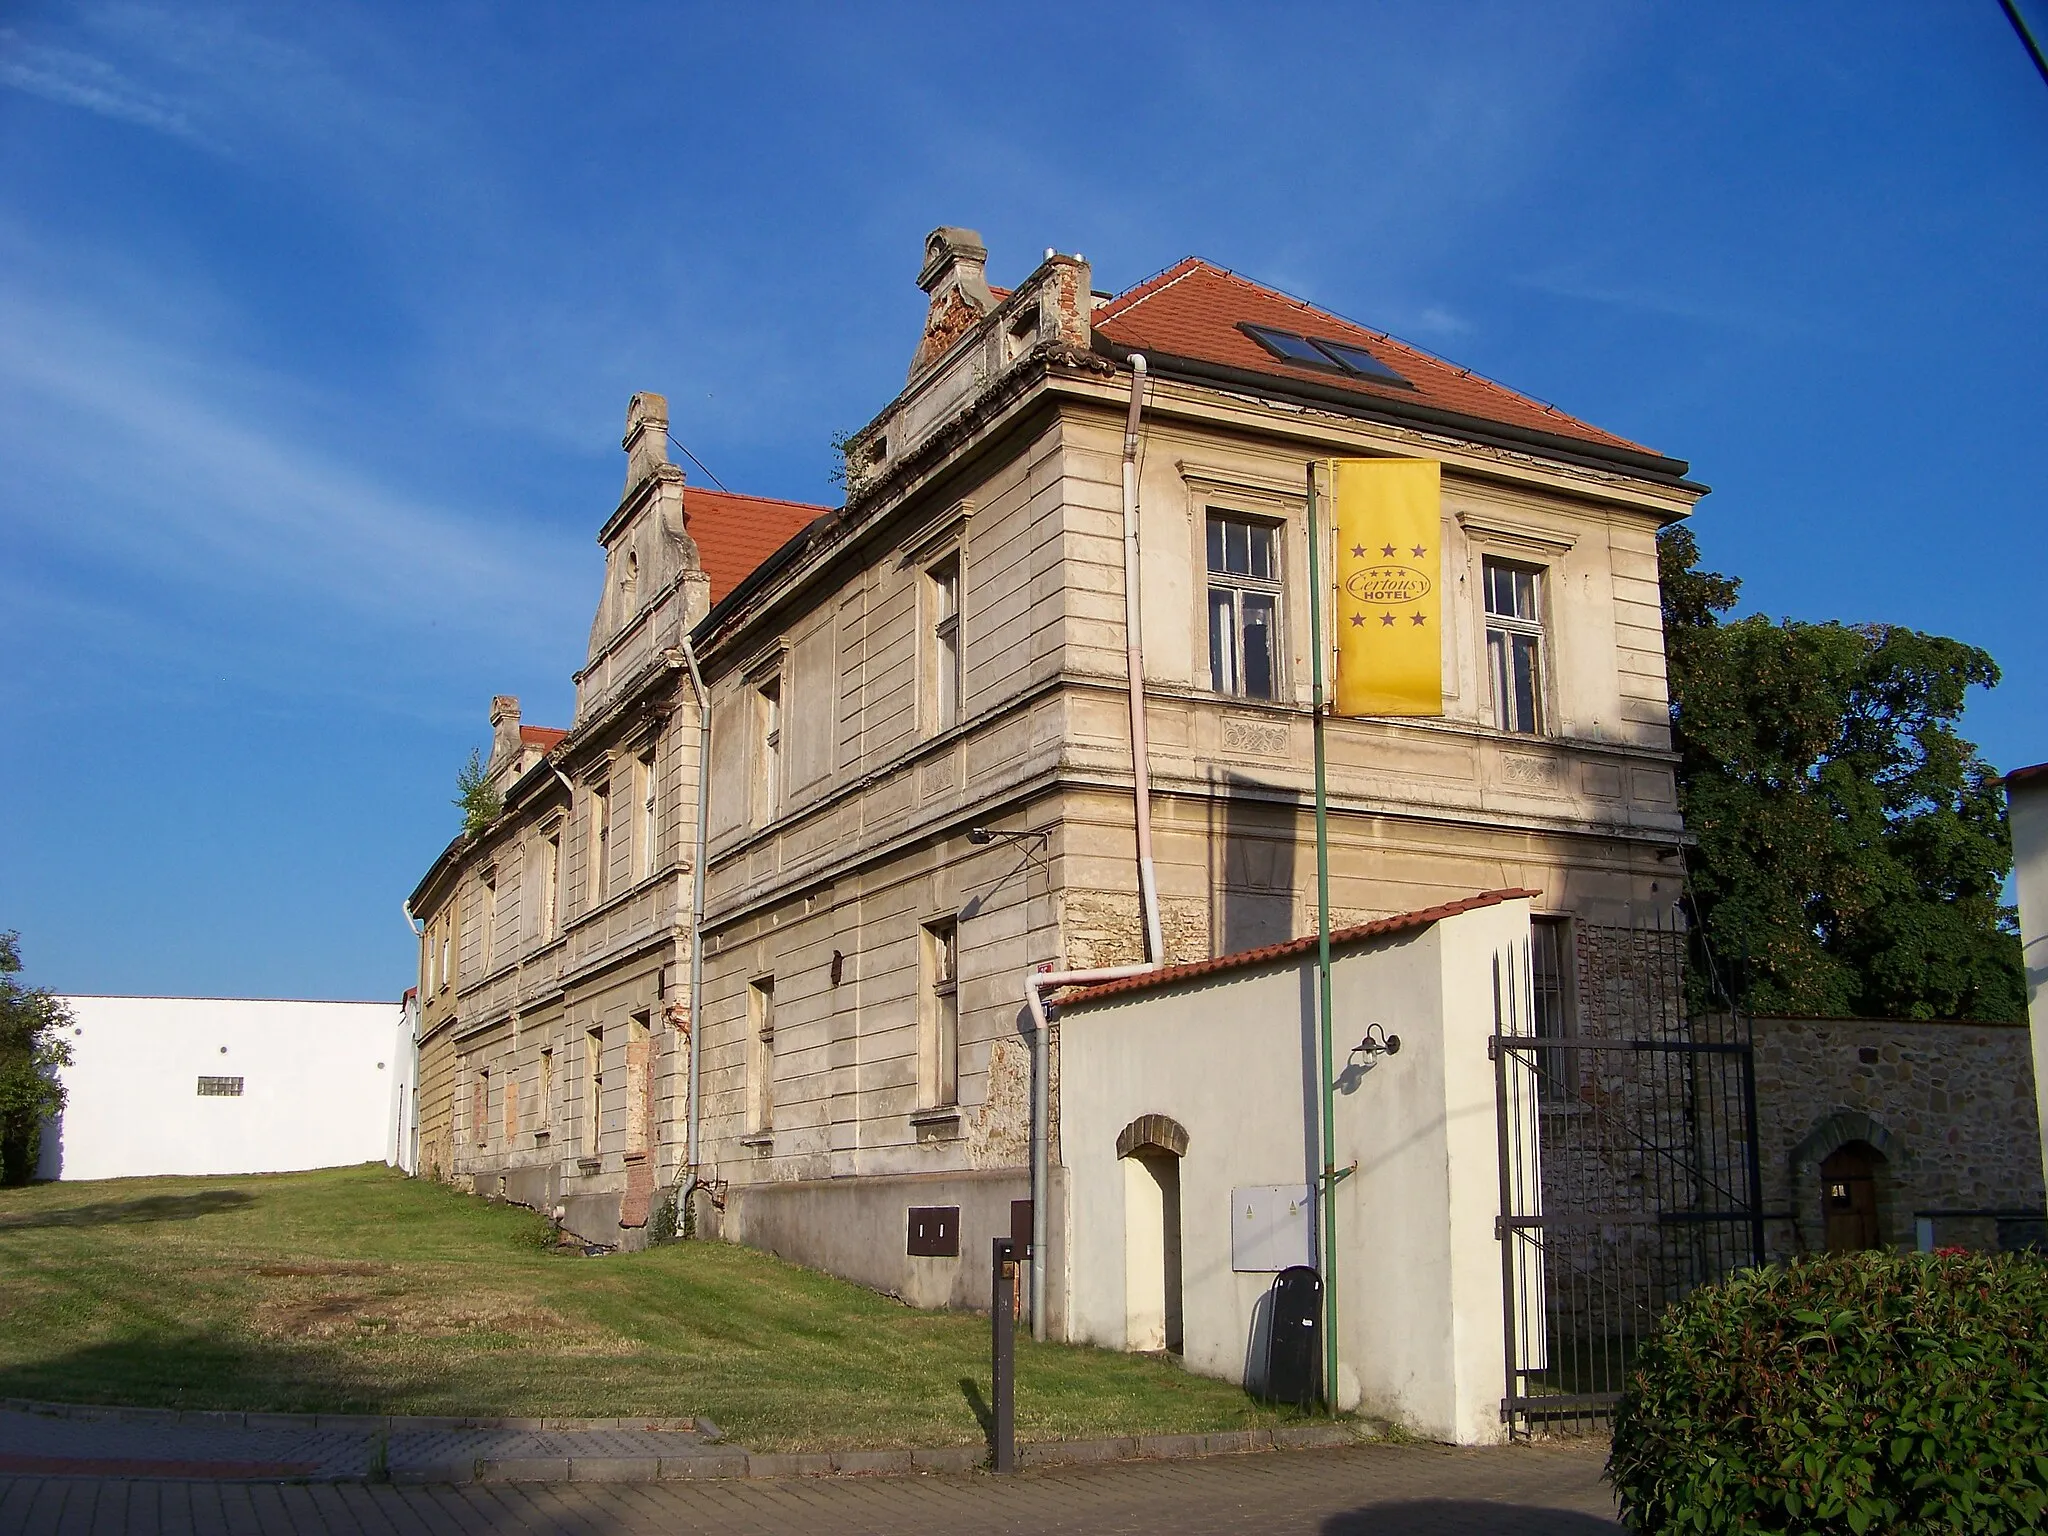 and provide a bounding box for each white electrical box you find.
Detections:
[1231,1183,1316,1272]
